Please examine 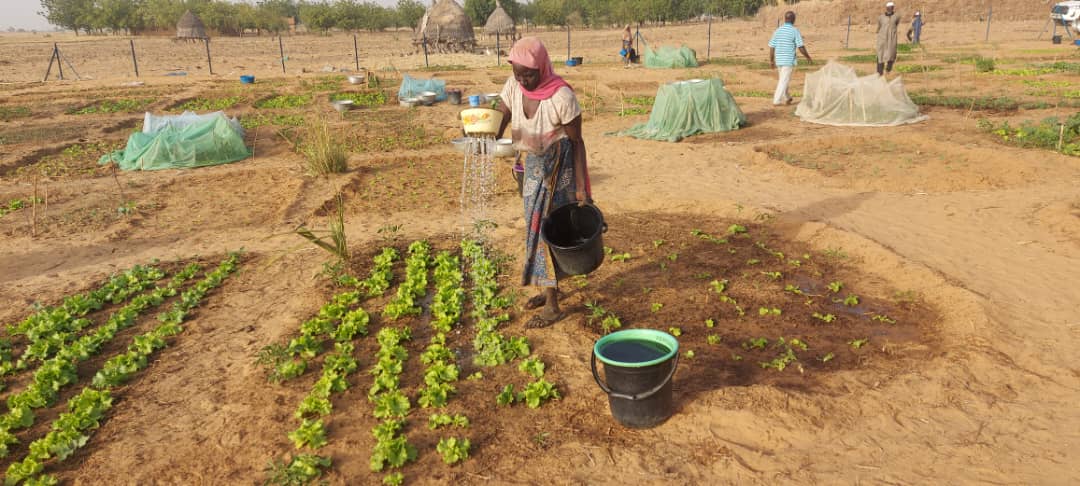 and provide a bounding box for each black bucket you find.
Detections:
[540,202,606,276]
[512,163,524,194]
[591,329,679,428]
[1053,35,1062,45]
